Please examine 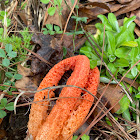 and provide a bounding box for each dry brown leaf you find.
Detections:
[0,118,3,125]
[115,0,140,16]
[31,33,63,74]
[88,0,113,2]
[15,64,38,92]
[16,12,28,25]
[45,0,72,28]
[116,0,132,4]
[92,83,124,118]
[79,2,122,22]
[130,8,140,27]
[0,129,6,139]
